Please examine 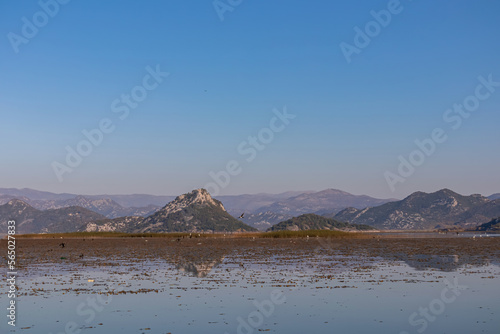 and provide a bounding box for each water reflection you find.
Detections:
[4,237,500,334]
[165,243,230,277]
[176,256,225,277]
[383,253,494,272]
